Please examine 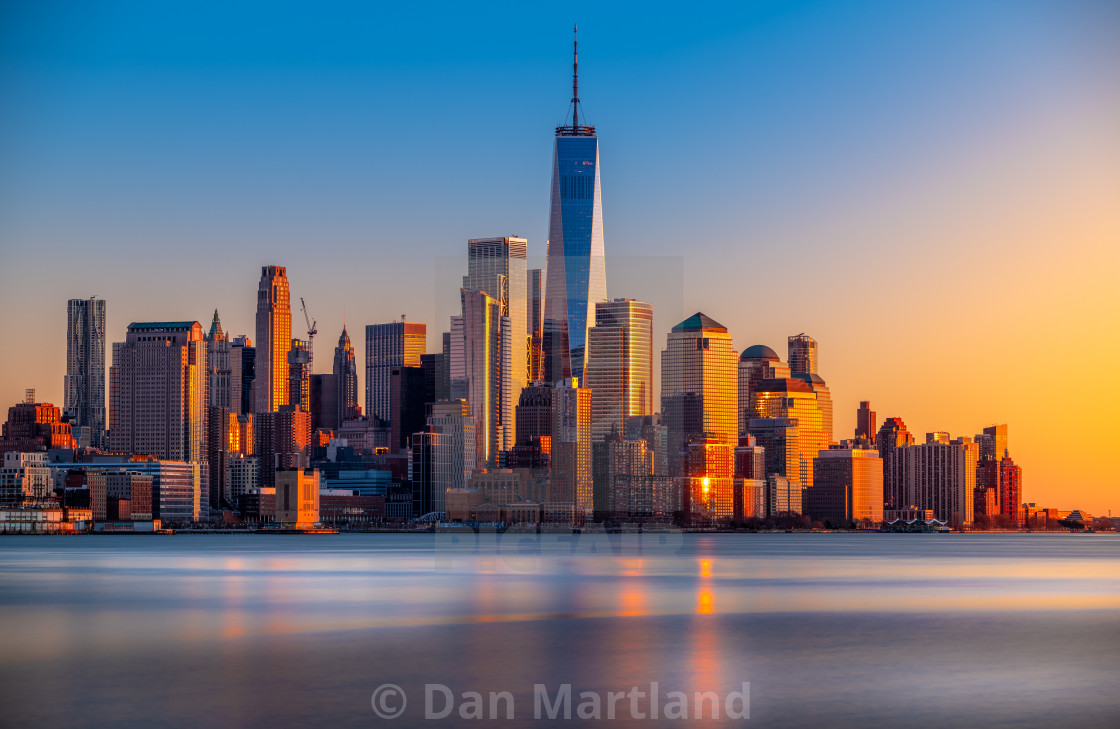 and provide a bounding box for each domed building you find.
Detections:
[737,345,791,435]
